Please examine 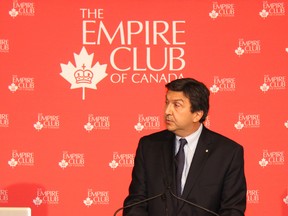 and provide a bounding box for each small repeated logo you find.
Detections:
[209,2,235,19]
[83,189,109,206]
[33,188,59,206]
[8,150,34,168]
[84,114,110,132]
[247,190,260,204]
[260,75,286,92]
[9,0,35,18]
[235,39,261,56]
[0,114,9,128]
[284,195,288,205]
[109,152,134,170]
[58,151,85,169]
[259,1,285,18]
[34,113,60,131]
[0,39,9,52]
[234,113,260,130]
[8,75,35,92]
[210,76,236,94]
[0,190,8,203]
[284,120,288,128]
[60,47,108,100]
[134,114,161,132]
[259,150,285,167]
